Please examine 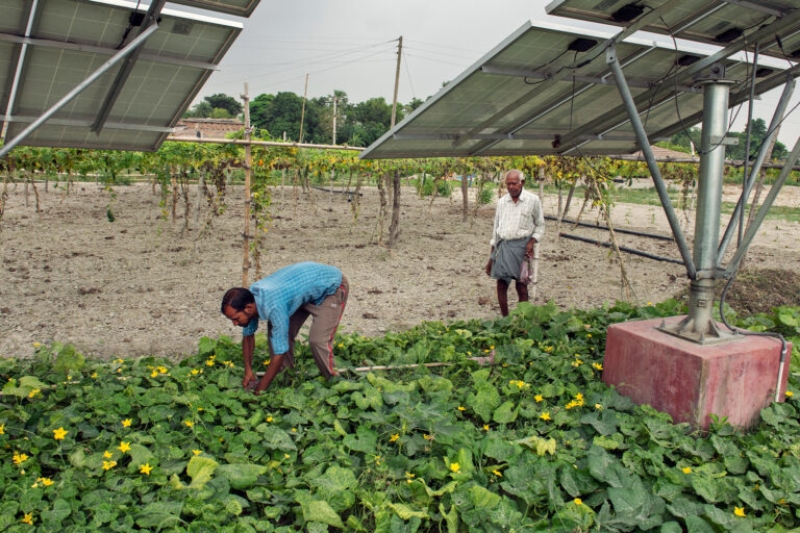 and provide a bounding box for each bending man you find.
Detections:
[485,169,545,316]
[221,261,348,394]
